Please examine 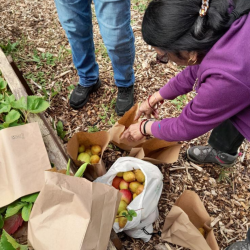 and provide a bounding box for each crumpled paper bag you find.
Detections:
[129,138,181,164]
[28,171,122,250]
[161,190,219,250]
